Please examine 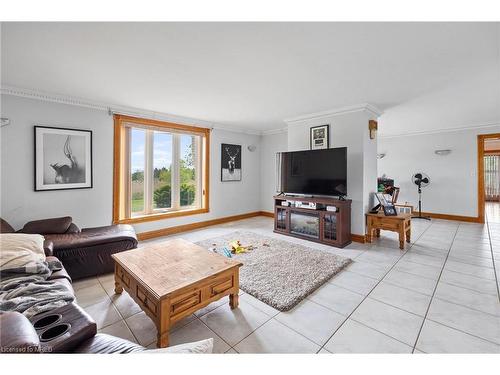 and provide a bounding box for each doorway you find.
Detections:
[478,133,500,223]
